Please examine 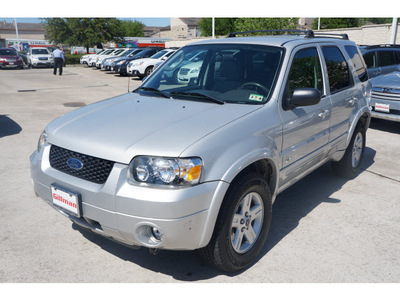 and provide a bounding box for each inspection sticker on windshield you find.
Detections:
[249,94,263,102]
